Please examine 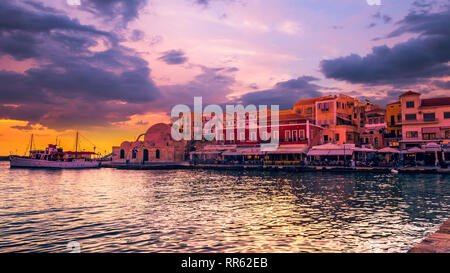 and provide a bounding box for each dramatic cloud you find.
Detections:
[158,49,189,65]
[234,76,324,109]
[81,0,148,25]
[0,1,159,129]
[155,66,237,112]
[433,80,450,89]
[320,7,450,86]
